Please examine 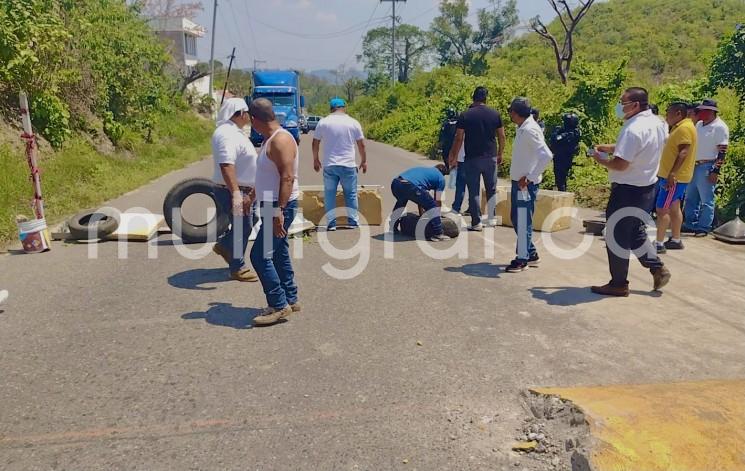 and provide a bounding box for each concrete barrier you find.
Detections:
[480,185,575,232]
[299,185,384,226]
